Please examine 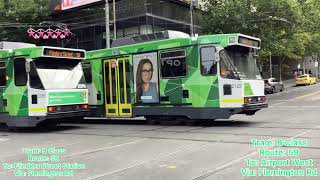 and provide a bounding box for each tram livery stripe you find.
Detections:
[220,99,244,103]
[29,107,47,112]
